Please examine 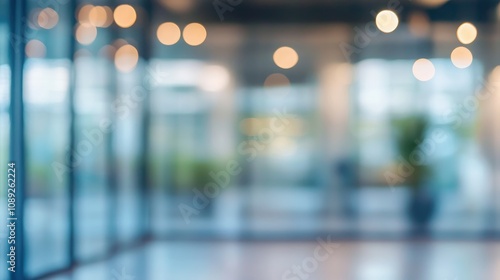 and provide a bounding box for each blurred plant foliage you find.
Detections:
[168,154,222,193]
[392,115,430,189]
